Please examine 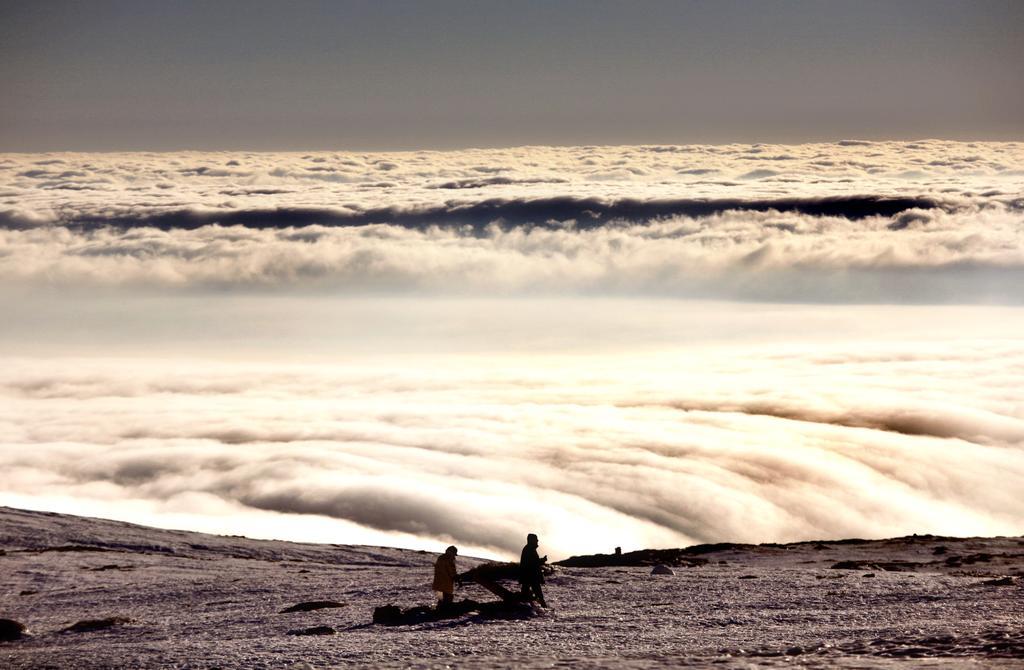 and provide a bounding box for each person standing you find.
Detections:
[432,545,458,608]
[519,533,548,607]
